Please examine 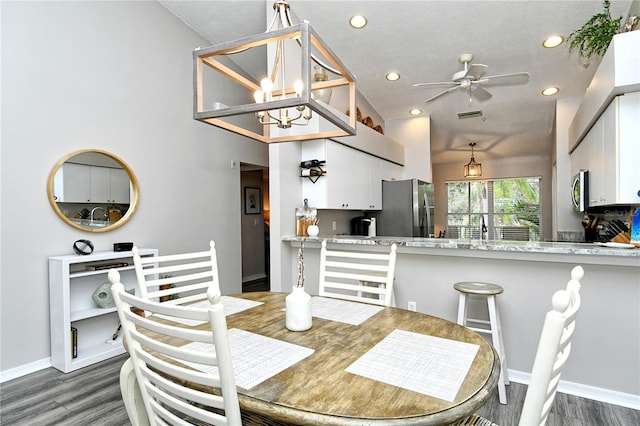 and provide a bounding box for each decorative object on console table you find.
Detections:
[92,282,116,308]
[286,242,312,331]
[113,242,133,252]
[85,262,128,271]
[73,239,94,255]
